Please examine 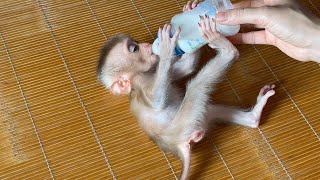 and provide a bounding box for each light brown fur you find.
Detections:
[97,17,275,179]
